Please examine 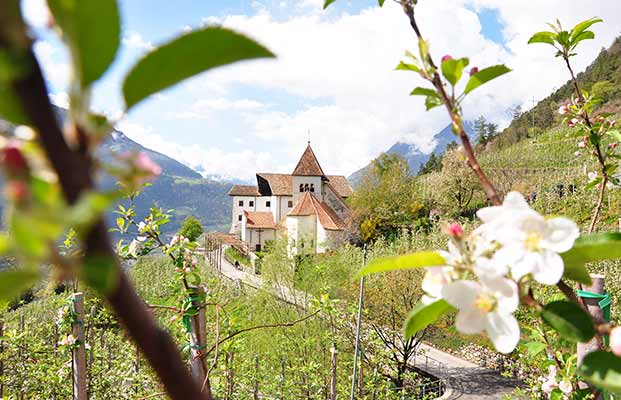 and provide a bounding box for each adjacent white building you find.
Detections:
[228,144,353,254]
